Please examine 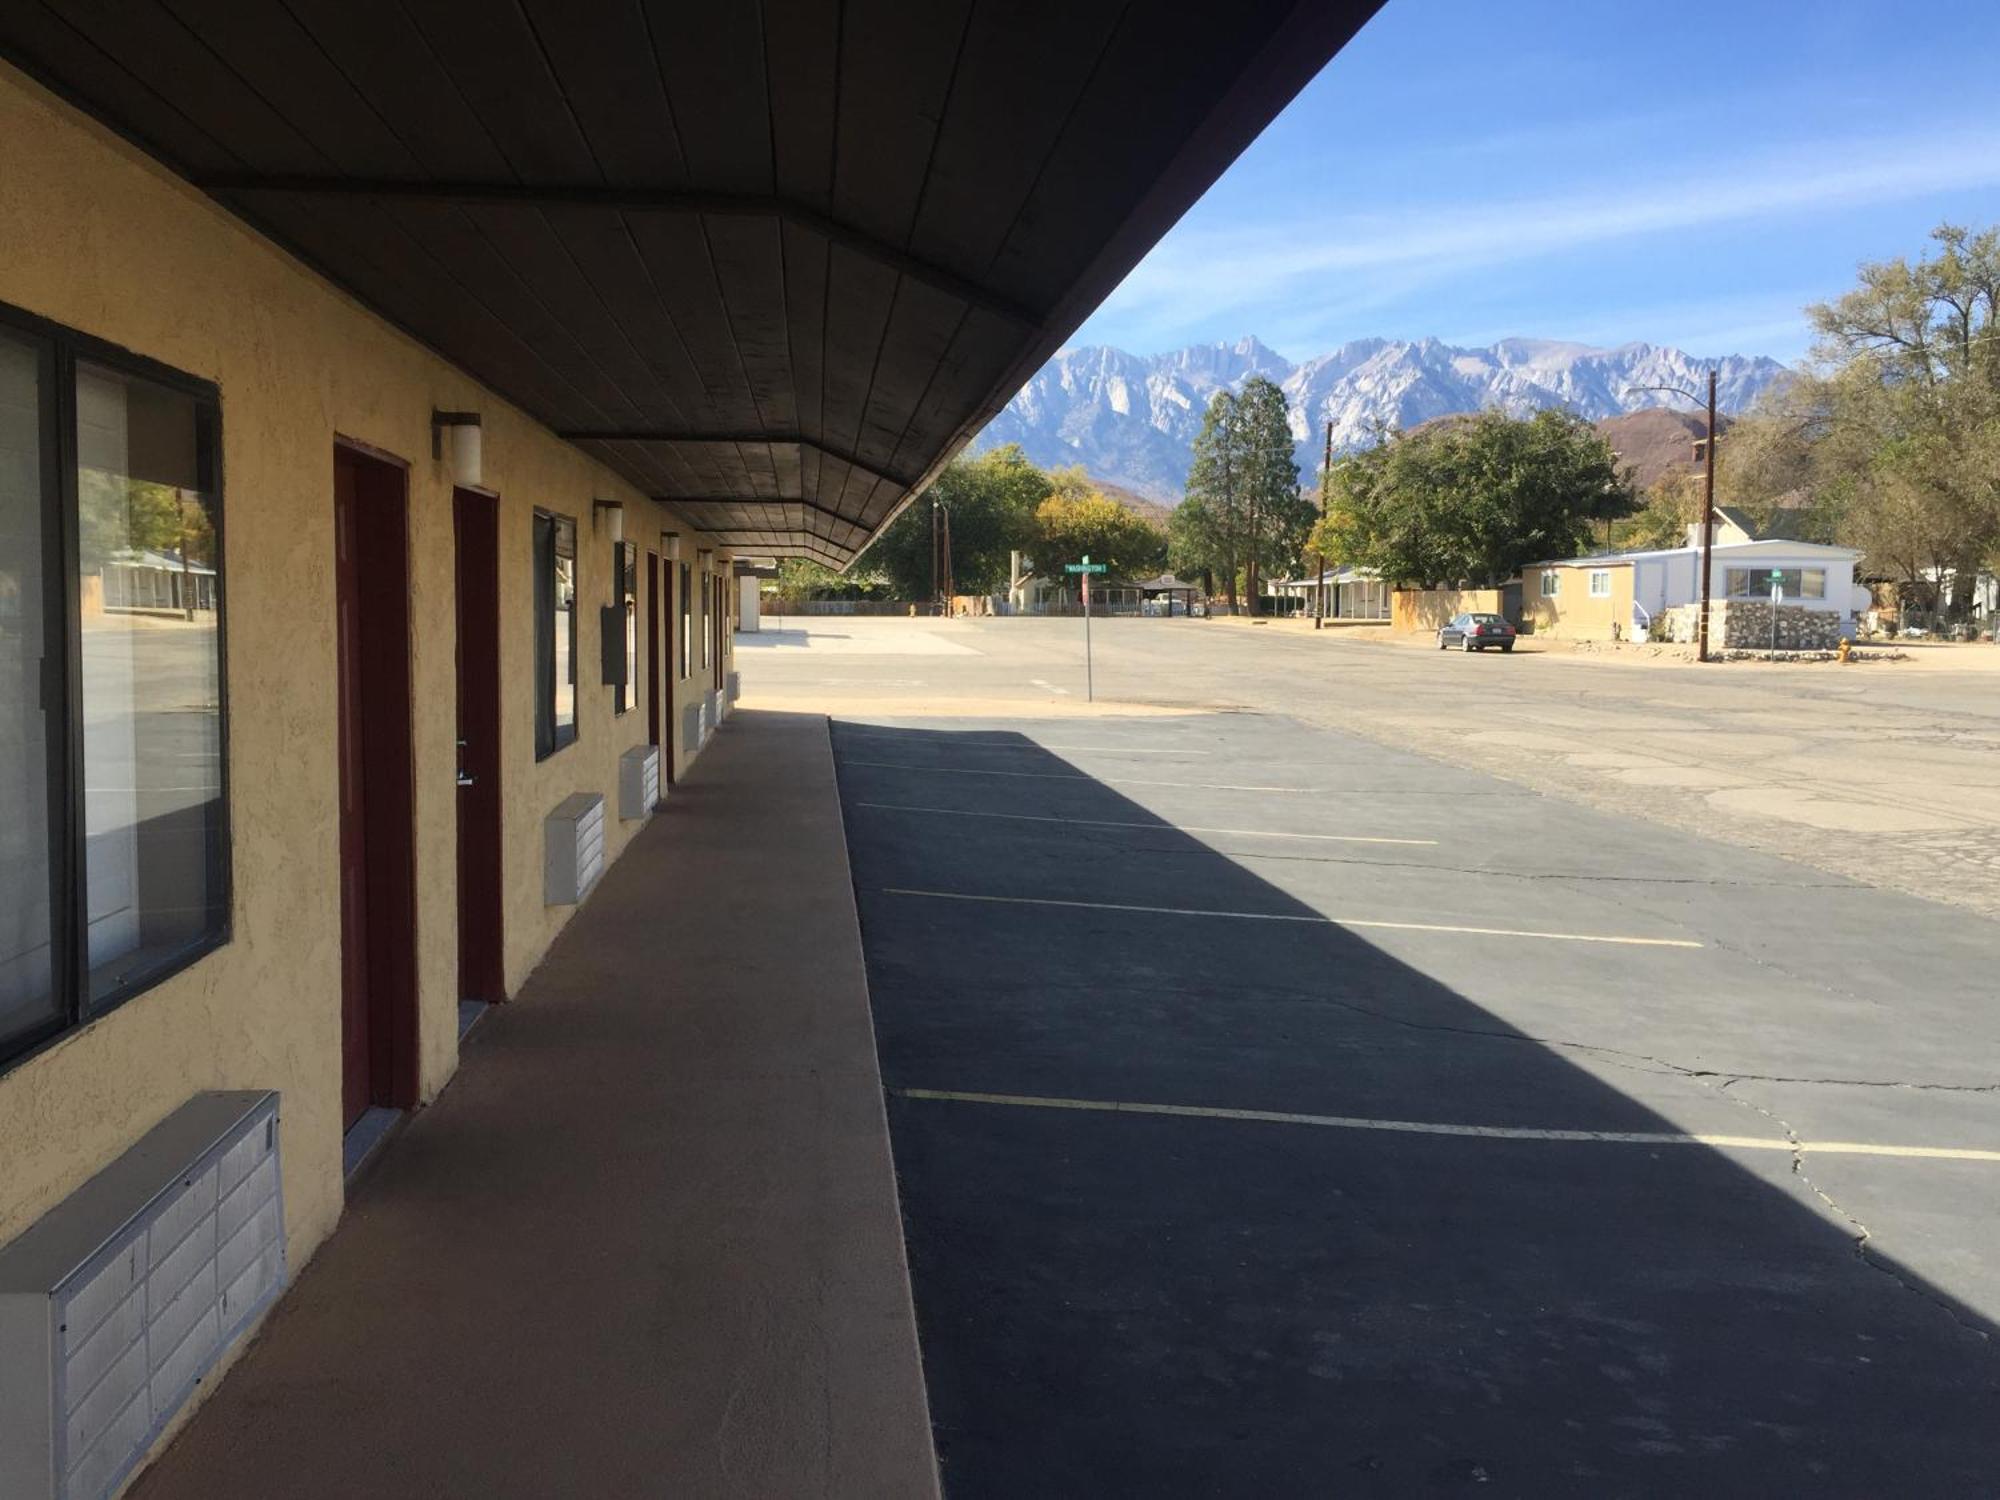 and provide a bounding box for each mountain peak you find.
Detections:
[974,335,1788,502]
